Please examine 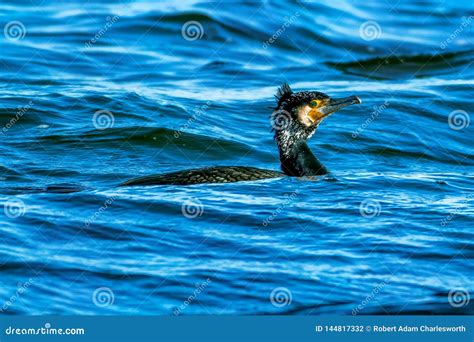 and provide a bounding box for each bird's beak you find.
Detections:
[319,95,361,118]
